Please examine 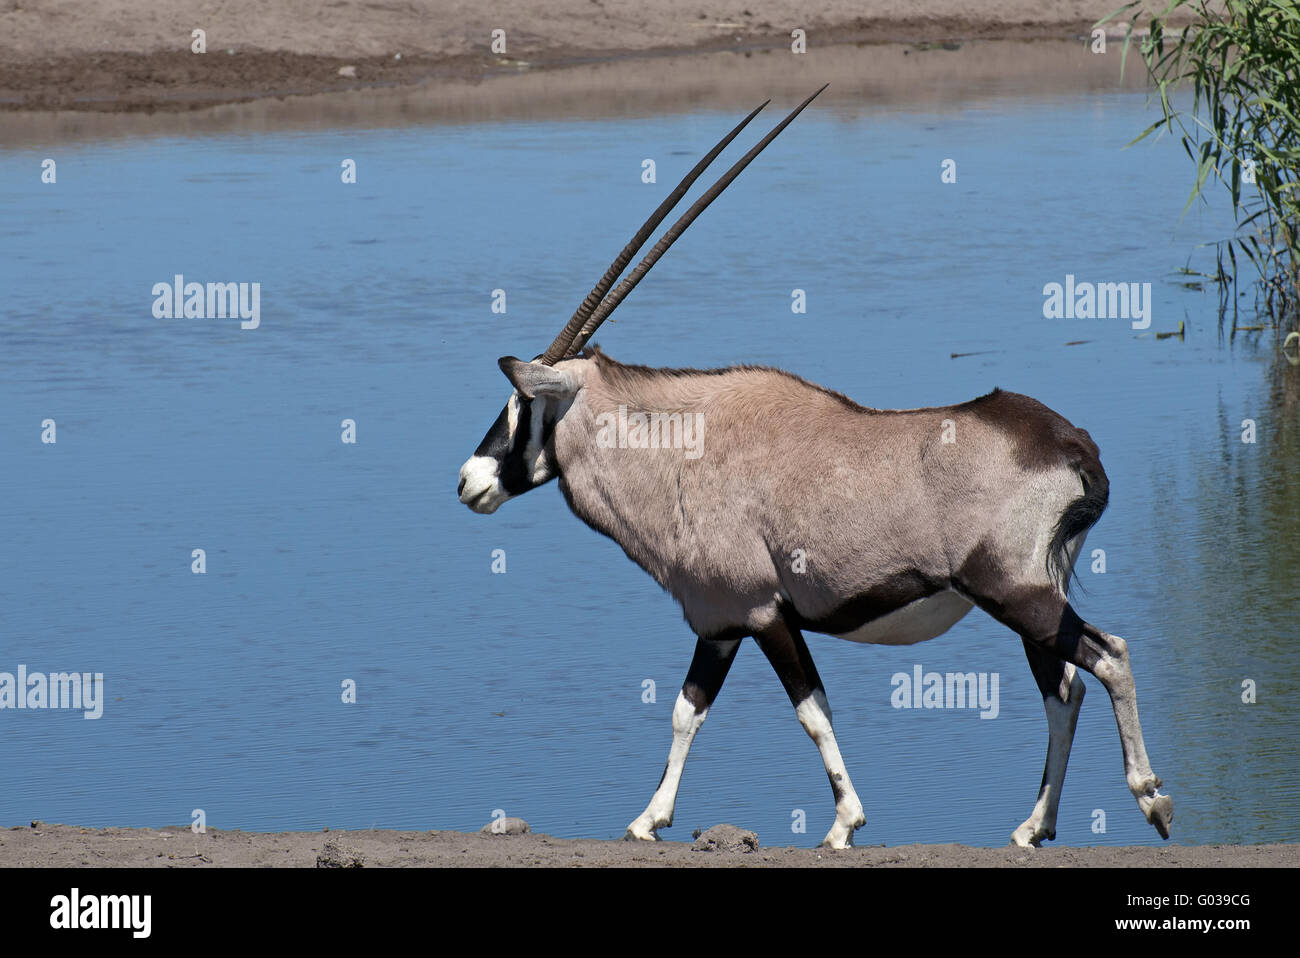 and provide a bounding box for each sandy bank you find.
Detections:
[3,823,1295,867]
[0,0,1182,115]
